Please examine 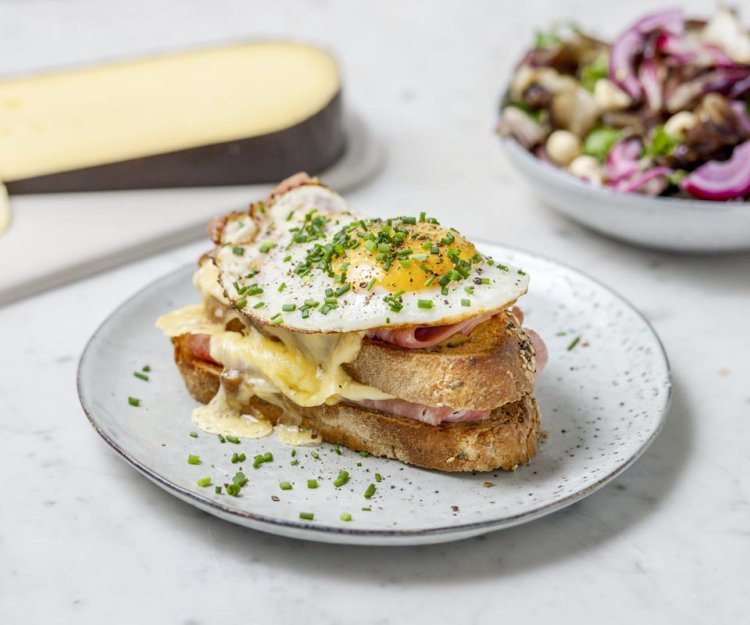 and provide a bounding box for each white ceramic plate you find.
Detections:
[77,244,671,546]
[502,138,750,253]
